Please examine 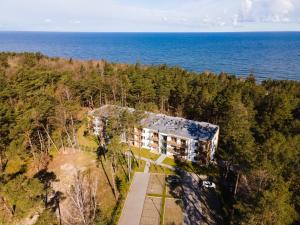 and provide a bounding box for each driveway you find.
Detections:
[179,170,203,225]
[177,170,223,225]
